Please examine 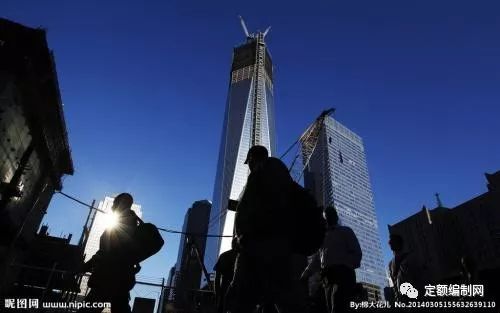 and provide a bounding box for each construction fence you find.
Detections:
[2,263,214,313]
